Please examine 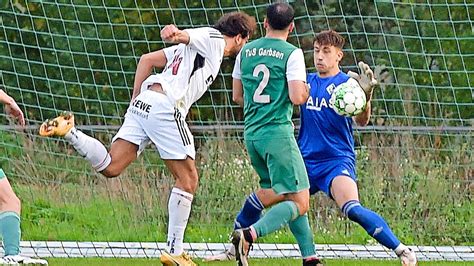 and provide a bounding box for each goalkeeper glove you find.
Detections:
[348,61,378,101]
